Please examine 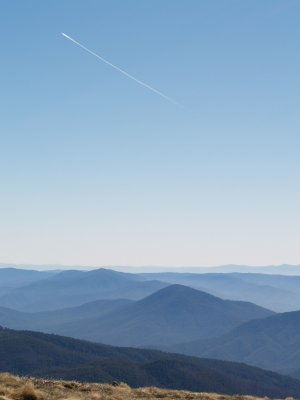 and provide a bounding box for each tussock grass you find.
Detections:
[11,383,38,400]
[0,373,287,400]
